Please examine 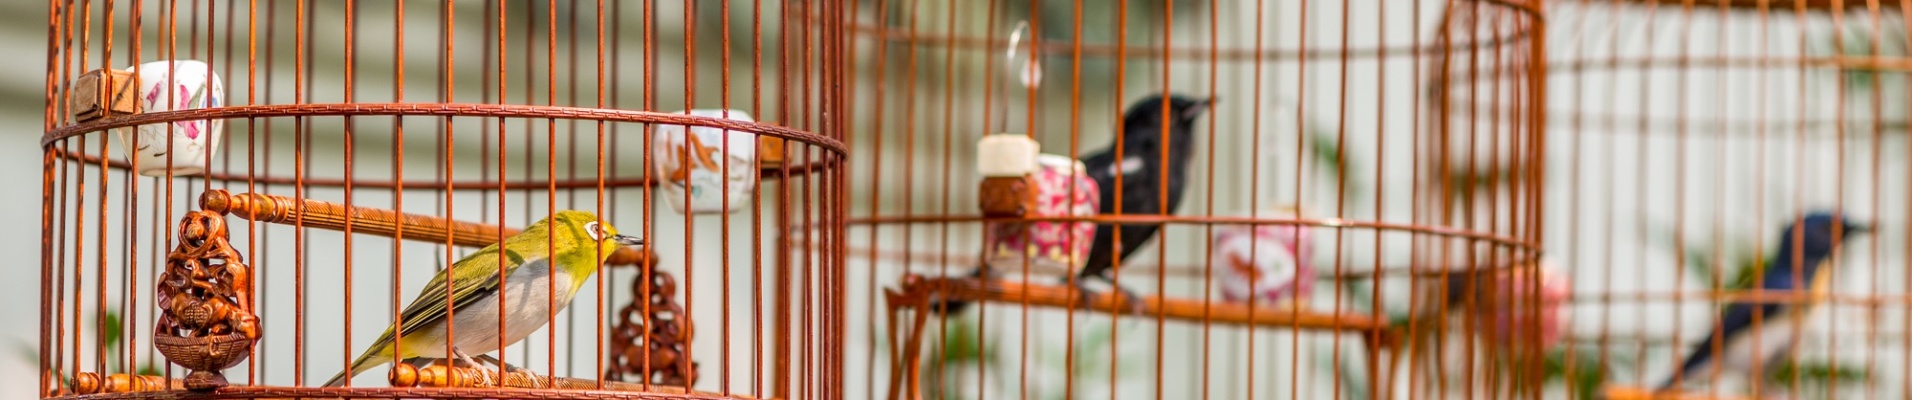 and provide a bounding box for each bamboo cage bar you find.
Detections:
[198,189,655,268]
